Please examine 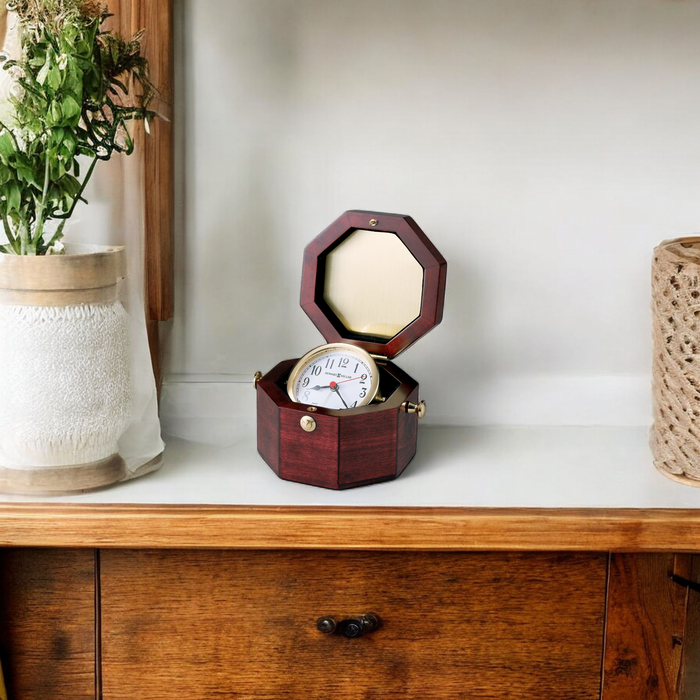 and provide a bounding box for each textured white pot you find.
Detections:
[0,245,131,493]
